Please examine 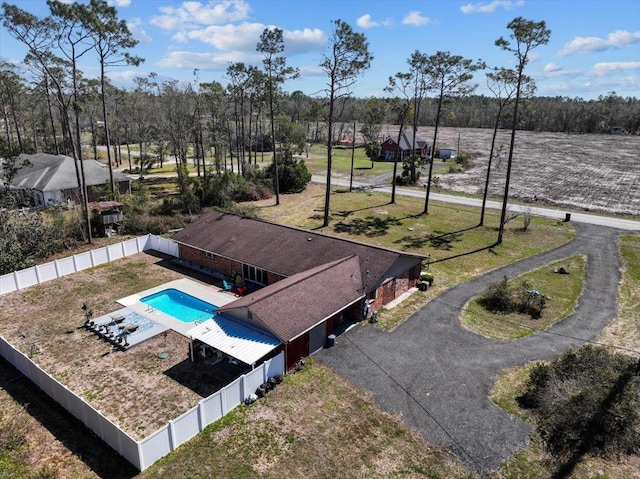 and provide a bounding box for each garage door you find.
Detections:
[308,322,327,354]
